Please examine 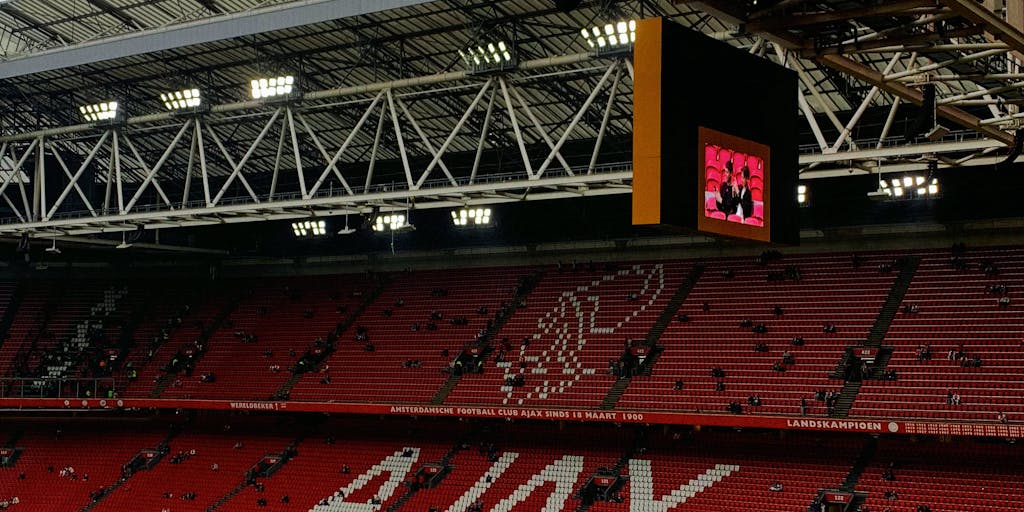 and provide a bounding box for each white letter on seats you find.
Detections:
[312,447,420,512]
[628,460,738,512]
[487,455,583,512]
